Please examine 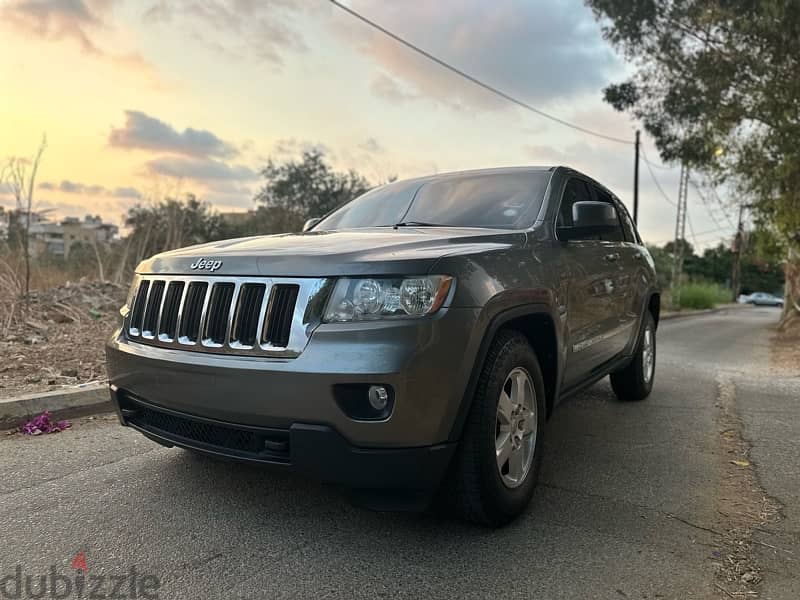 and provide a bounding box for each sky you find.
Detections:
[0,0,740,248]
